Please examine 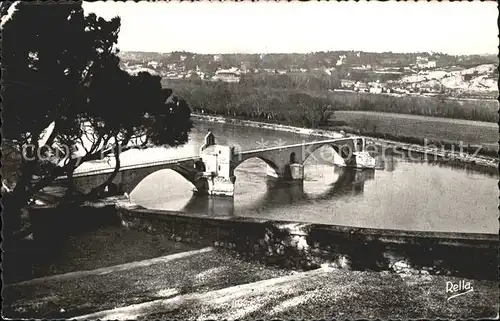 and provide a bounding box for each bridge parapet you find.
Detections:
[228,136,375,181]
[58,134,374,199]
